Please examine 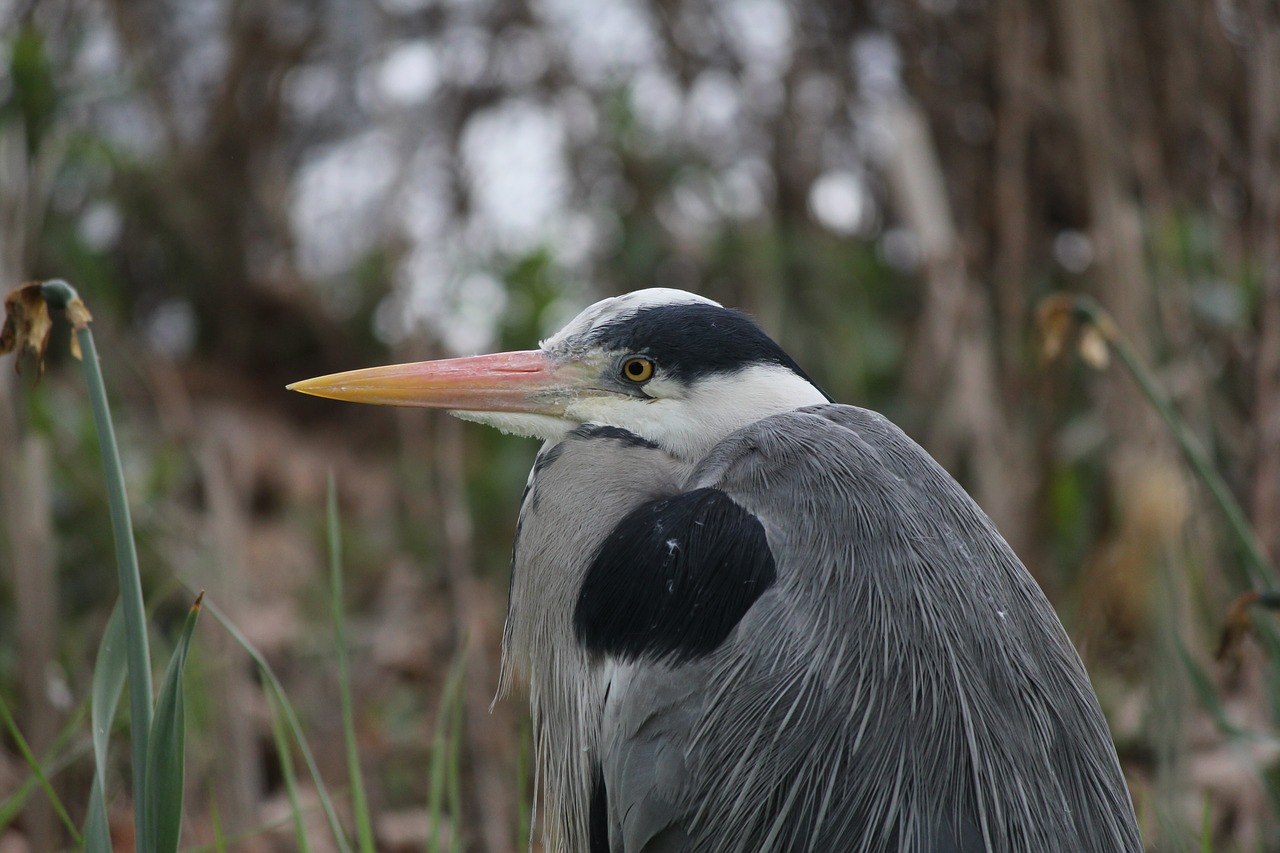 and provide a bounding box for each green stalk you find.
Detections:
[428,651,467,853]
[40,279,153,839]
[267,689,312,853]
[201,597,353,853]
[328,474,376,853]
[0,702,90,830]
[1072,296,1279,589]
[0,693,82,843]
